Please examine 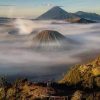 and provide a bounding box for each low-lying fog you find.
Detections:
[0,19,100,81]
